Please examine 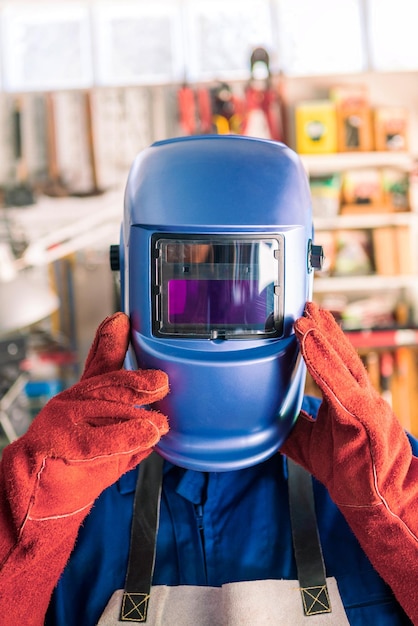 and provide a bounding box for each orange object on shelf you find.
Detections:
[374,107,409,151]
[330,84,373,152]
